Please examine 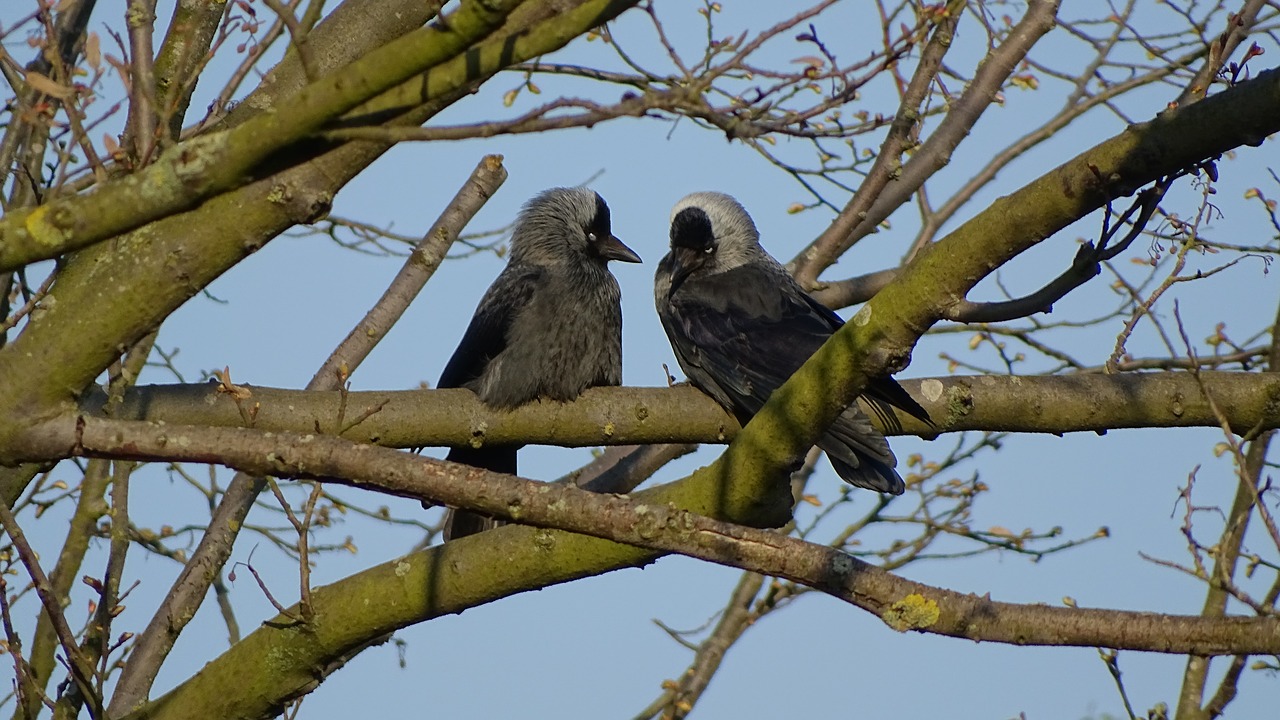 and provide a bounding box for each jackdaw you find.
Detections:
[654,191,930,494]
[439,187,641,539]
